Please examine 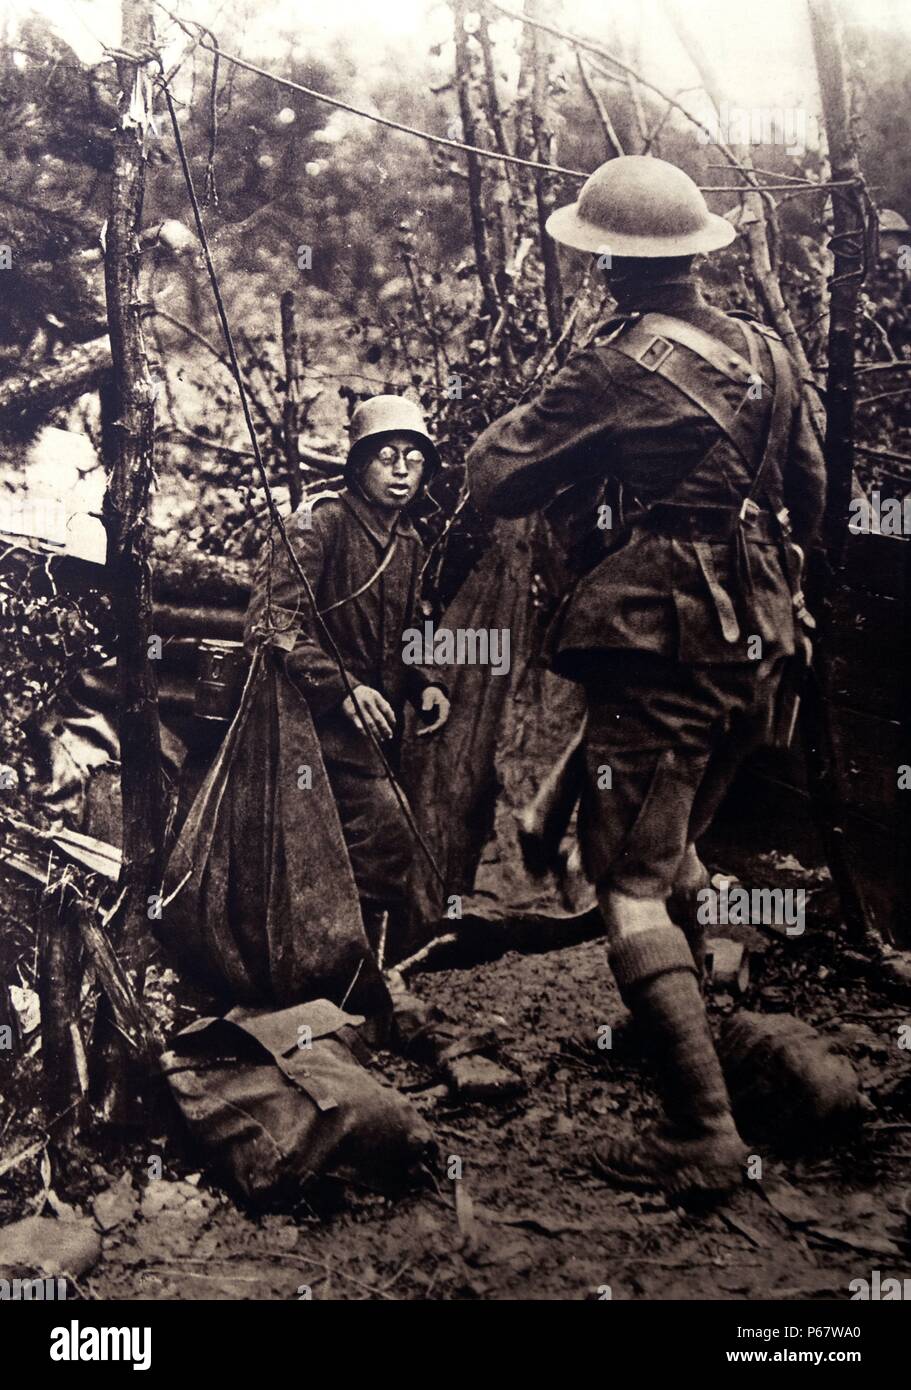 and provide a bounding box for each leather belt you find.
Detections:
[636,502,779,543]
